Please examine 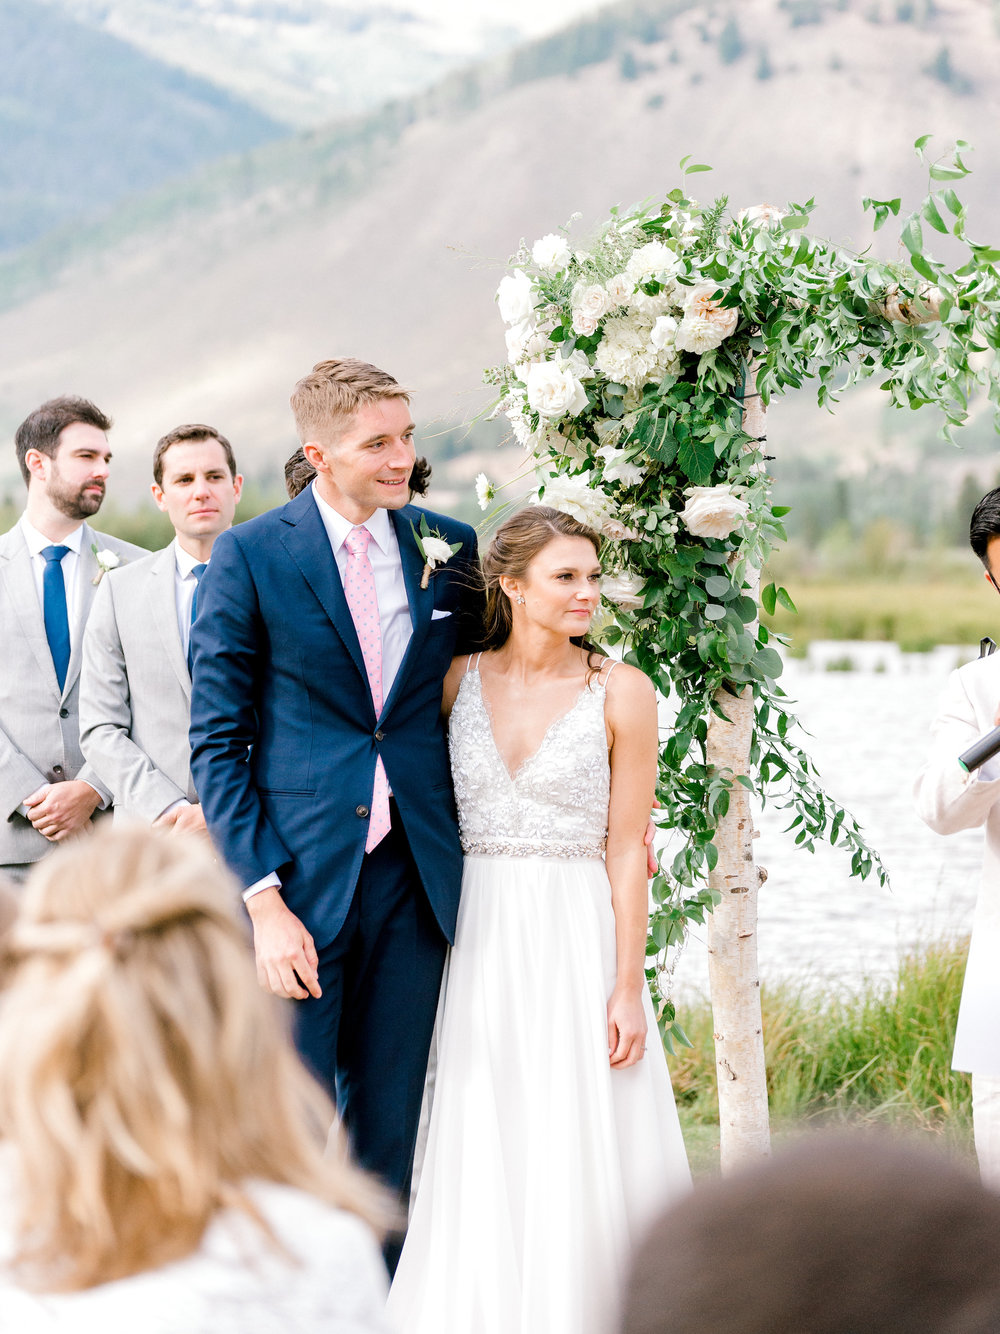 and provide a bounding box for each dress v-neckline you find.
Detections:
[473,668,596,786]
